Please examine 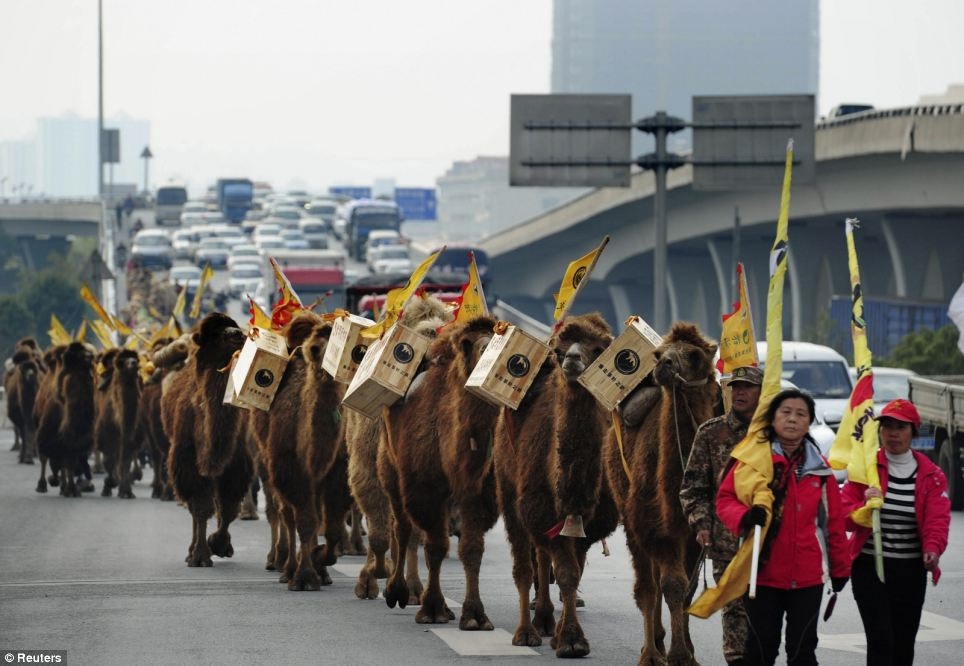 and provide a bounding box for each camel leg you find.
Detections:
[383,501,414,609]
[117,447,135,499]
[549,542,590,658]
[311,456,352,586]
[415,527,452,624]
[263,486,281,570]
[660,560,699,666]
[277,504,297,583]
[92,449,105,474]
[633,558,665,666]
[208,451,251,559]
[100,445,118,497]
[290,499,321,591]
[11,427,19,451]
[456,495,495,631]
[347,502,366,555]
[239,479,259,520]
[150,444,164,499]
[186,494,214,567]
[36,455,49,493]
[533,548,556,637]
